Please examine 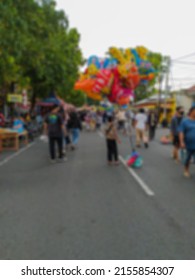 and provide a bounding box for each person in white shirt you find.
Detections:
[124,109,135,135]
[135,108,149,148]
[116,110,126,130]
